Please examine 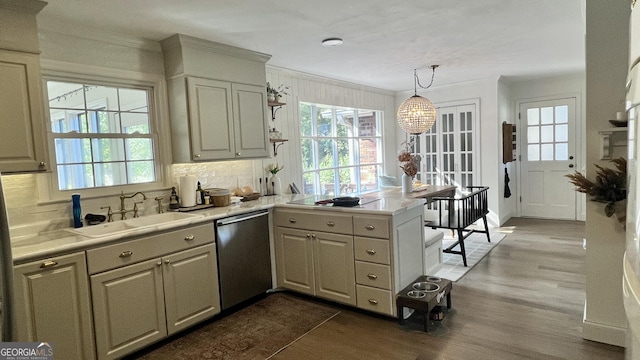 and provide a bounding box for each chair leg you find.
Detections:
[457,228,467,267]
[482,215,491,242]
